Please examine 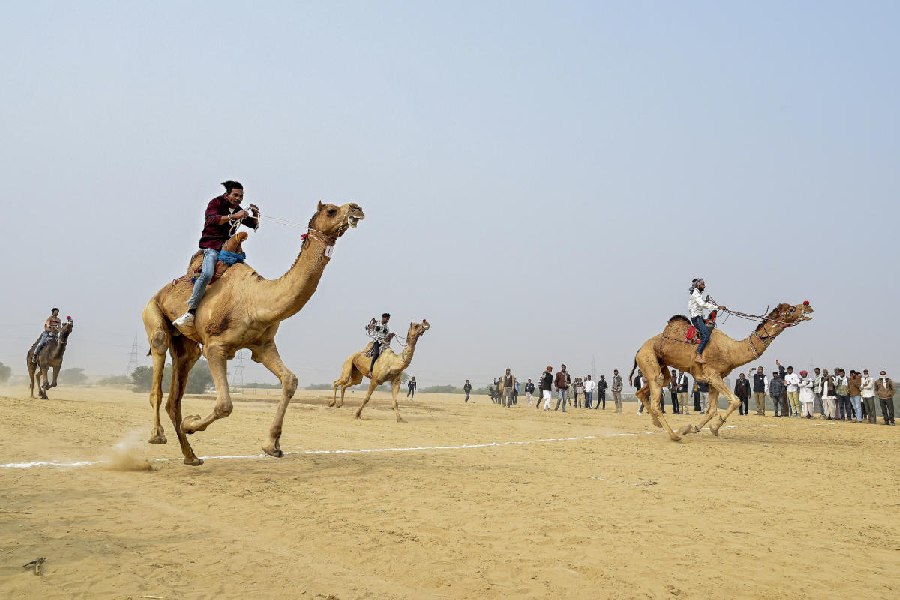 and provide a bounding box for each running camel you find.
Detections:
[27,318,74,400]
[330,320,430,422]
[630,301,813,441]
[142,201,364,465]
